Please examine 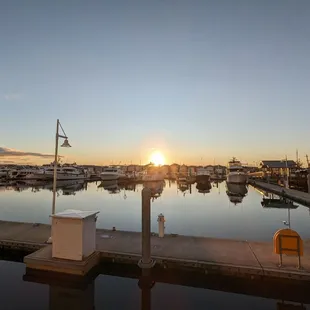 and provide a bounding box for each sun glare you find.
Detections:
[149,151,165,166]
